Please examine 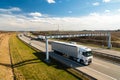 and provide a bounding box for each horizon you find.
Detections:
[0,29,120,32]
